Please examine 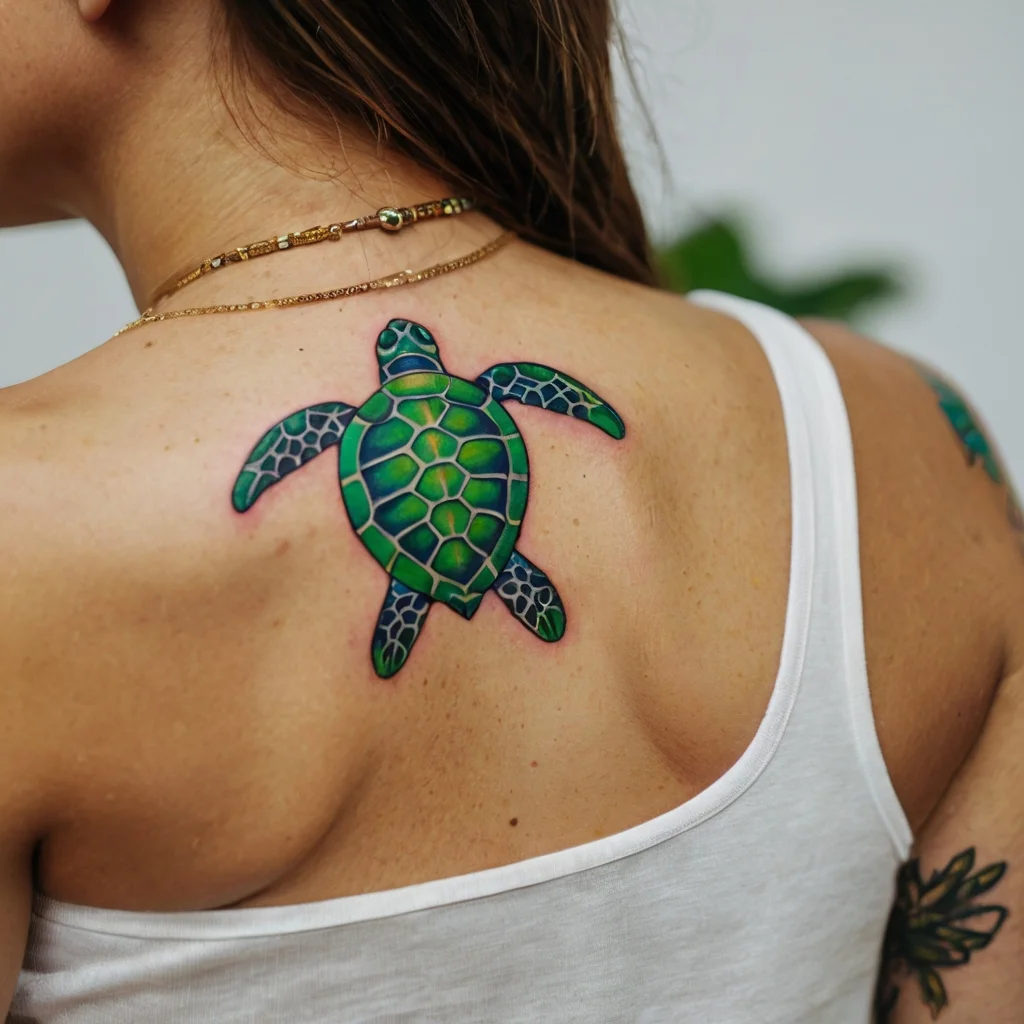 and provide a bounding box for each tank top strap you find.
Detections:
[689,291,913,858]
